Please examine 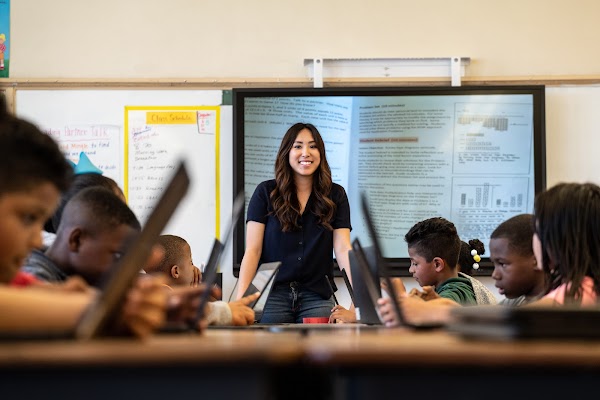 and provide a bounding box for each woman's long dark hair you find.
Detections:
[534,182,600,303]
[270,123,335,232]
